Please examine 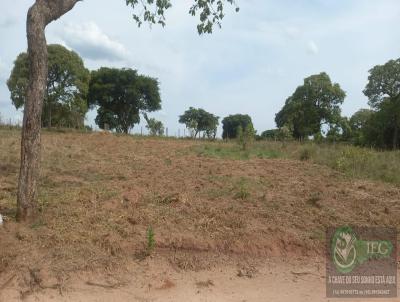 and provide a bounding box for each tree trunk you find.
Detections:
[17,0,80,222]
[48,103,52,128]
[393,122,399,150]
